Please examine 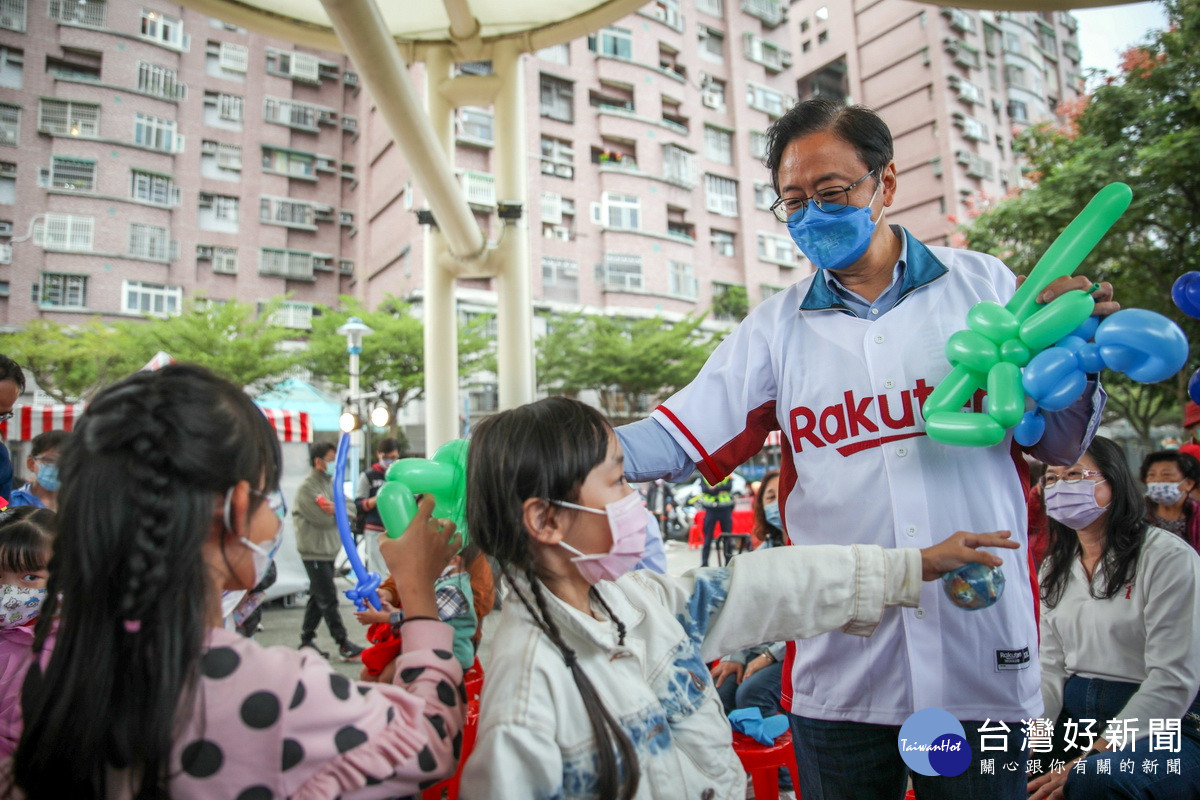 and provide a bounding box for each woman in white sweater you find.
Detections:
[1029,436,1200,800]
